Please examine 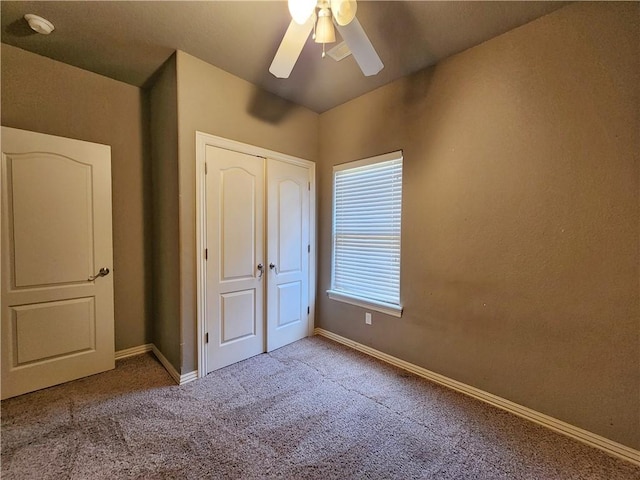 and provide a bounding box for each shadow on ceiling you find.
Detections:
[246,13,320,123]
[246,87,301,124]
[4,18,37,38]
